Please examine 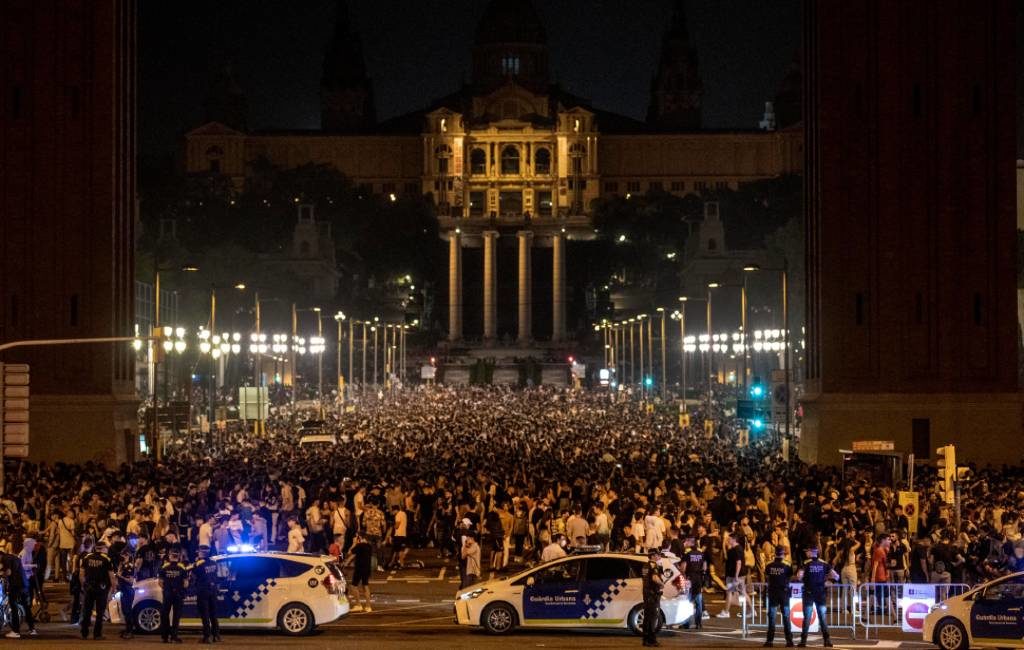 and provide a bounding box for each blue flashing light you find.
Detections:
[225,544,256,554]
